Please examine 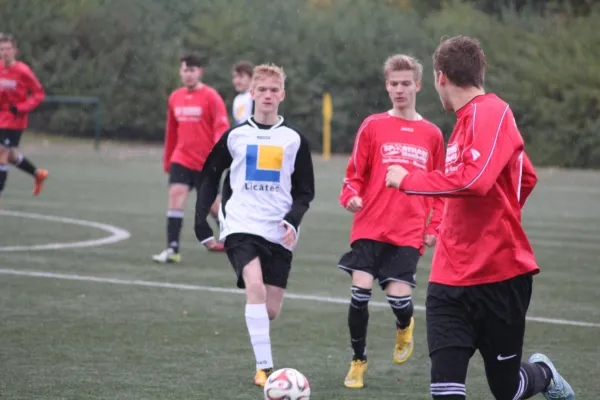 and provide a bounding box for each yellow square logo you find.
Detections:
[257,145,284,171]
